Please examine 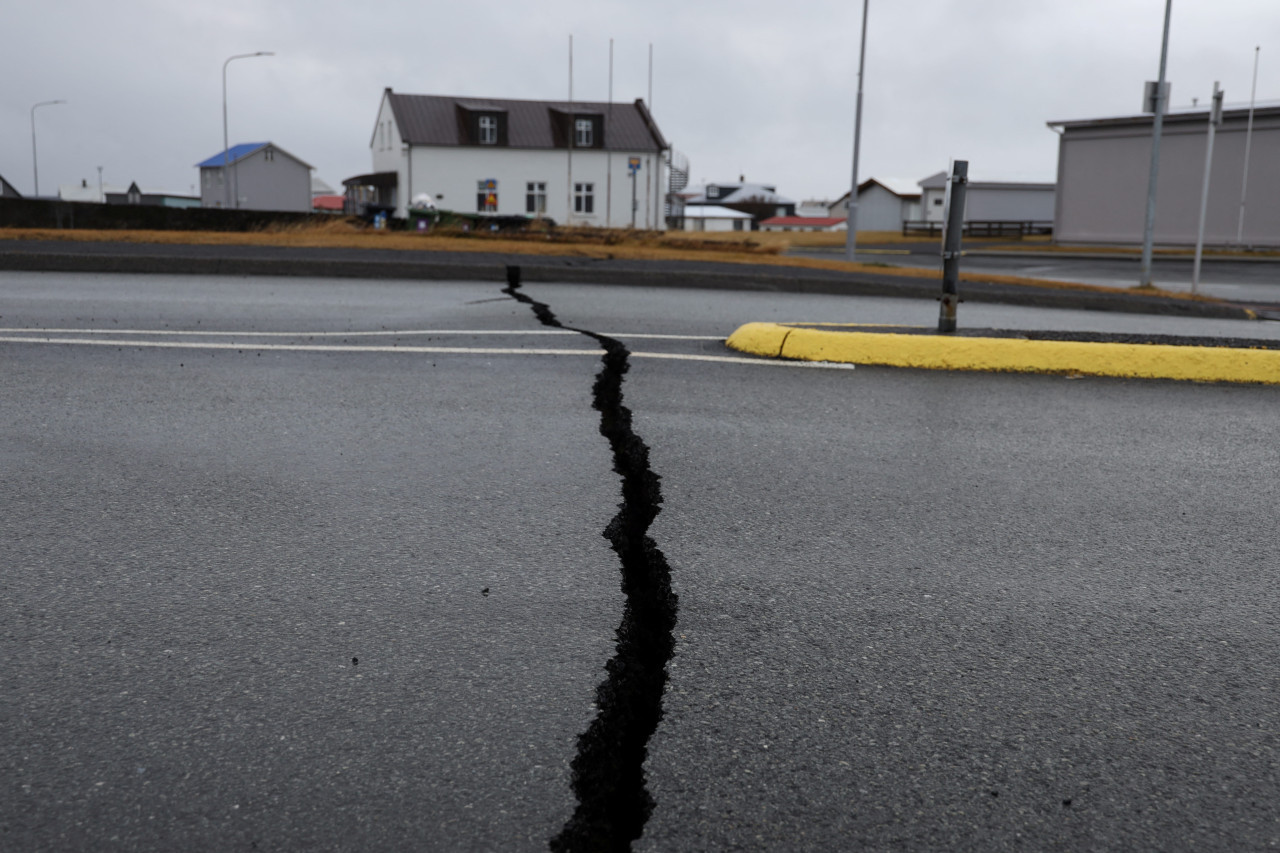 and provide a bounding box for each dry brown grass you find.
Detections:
[0,221,1221,302]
